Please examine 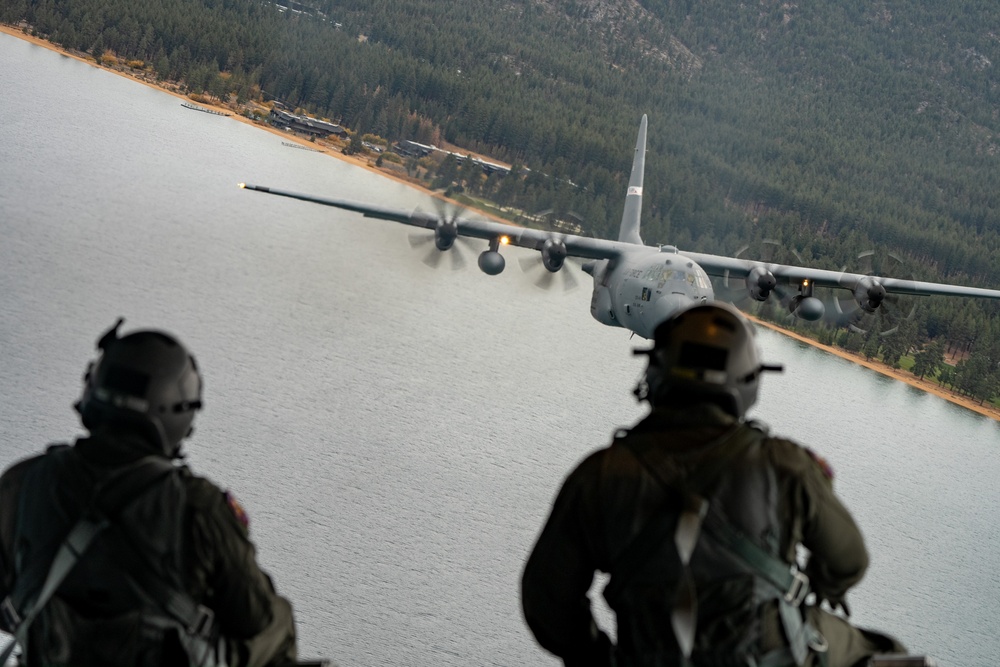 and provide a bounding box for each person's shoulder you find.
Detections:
[2,453,43,476]
[0,446,77,509]
[561,446,609,479]
[1,445,65,483]
[0,459,33,497]
[182,470,252,534]
[757,429,835,481]
[181,468,227,506]
[550,444,619,498]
